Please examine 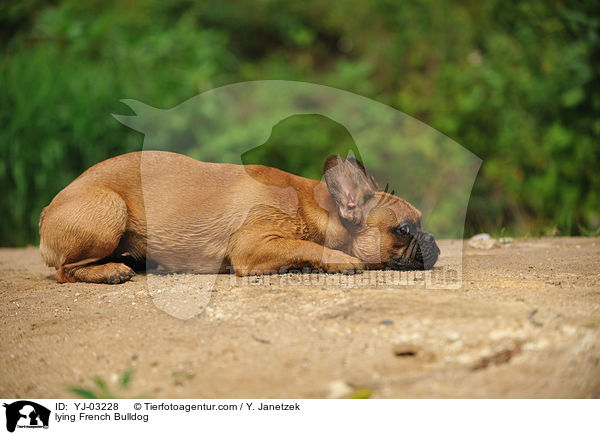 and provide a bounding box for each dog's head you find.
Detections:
[324,155,440,270]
